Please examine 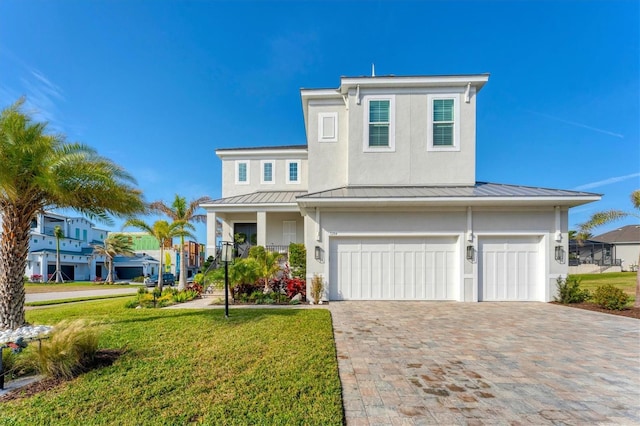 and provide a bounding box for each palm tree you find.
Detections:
[92,234,135,283]
[0,99,145,329]
[248,245,283,291]
[150,195,209,290]
[579,189,640,308]
[52,225,65,283]
[122,219,193,290]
